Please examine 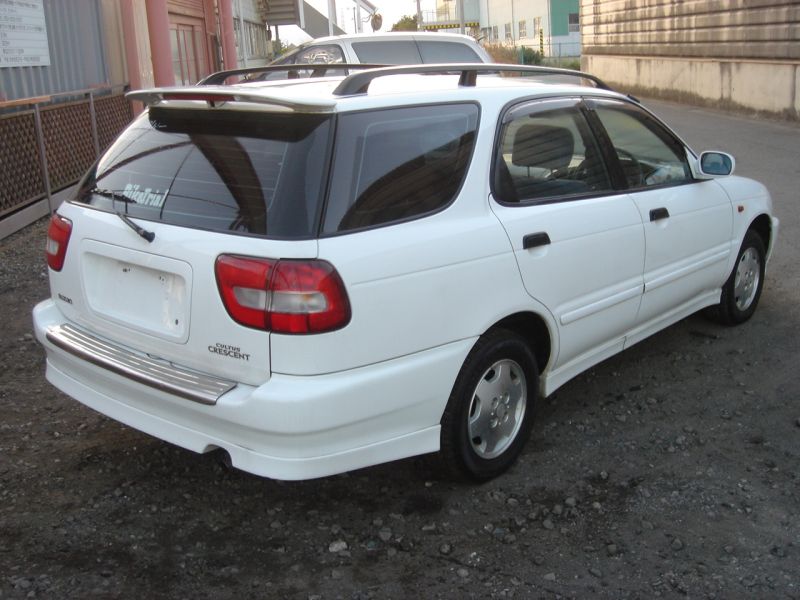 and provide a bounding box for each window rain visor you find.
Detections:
[75,108,333,239]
